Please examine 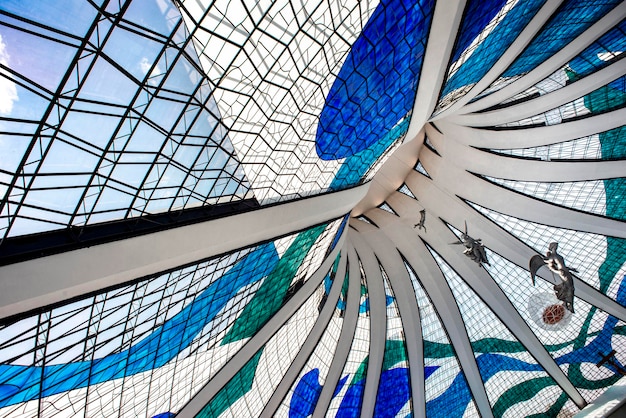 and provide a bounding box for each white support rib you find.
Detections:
[371,222,494,418]
[437,107,626,149]
[406,0,466,136]
[431,0,565,121]
[177,244,341,418]
[259,248,348,417]
[403,171,626,323]
[350,217,384,234]
[366,196,587,408]
[357,227,427,417]
[461,3,626,114]
[416,147,626,240]
[0,184,368,321]
[417,217,586,408]
[313,242,362,418]
[352,130,423,217]
[351,234,387,418]
[425,124,626,182]
[449,57,626,126]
